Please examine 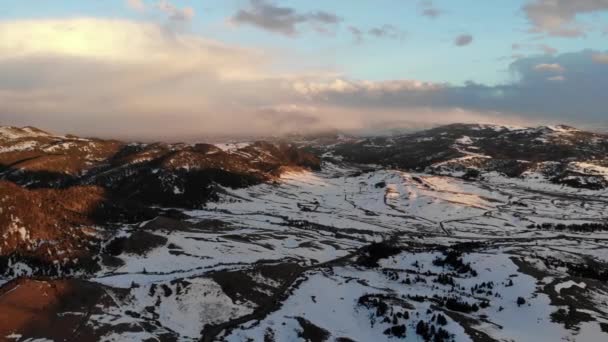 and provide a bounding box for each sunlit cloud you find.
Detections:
[592,53,608,64]
[0,18,607,139]
[547,75,565,81]
[523,0,608,37]
[533,63,565,73]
